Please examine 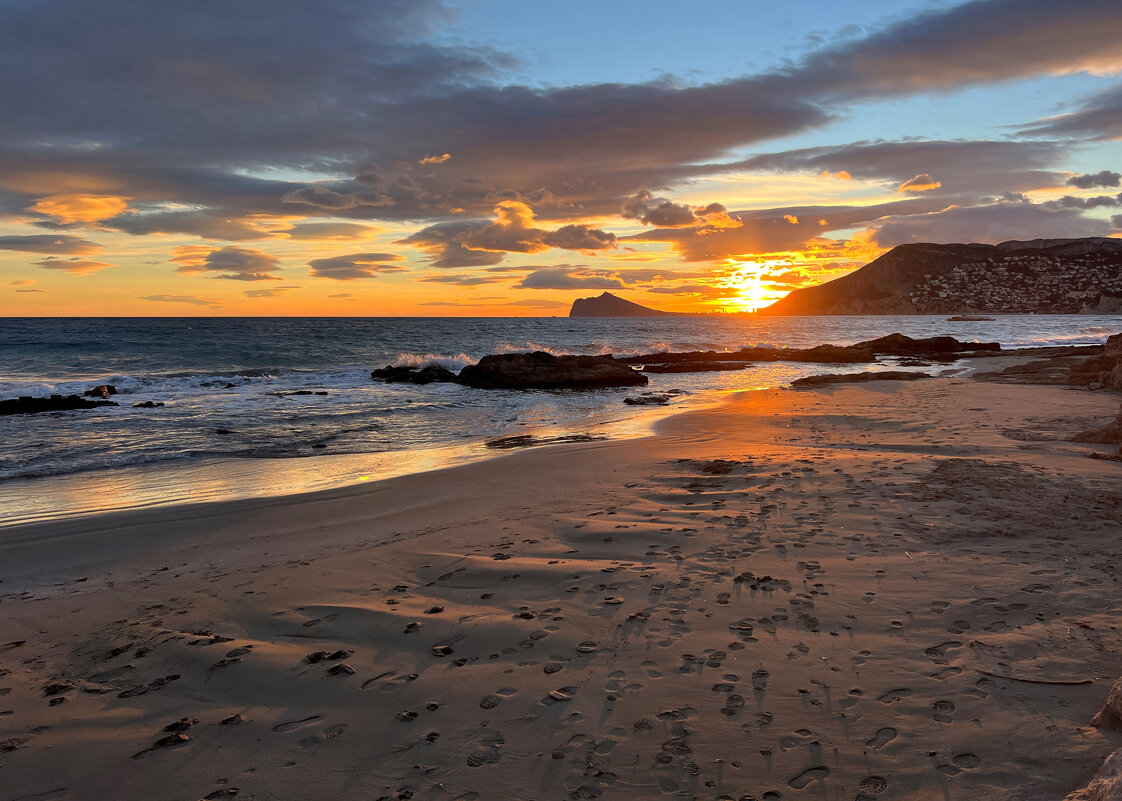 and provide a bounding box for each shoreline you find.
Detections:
[2,375,1121,800]
[0,343,1084,529]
